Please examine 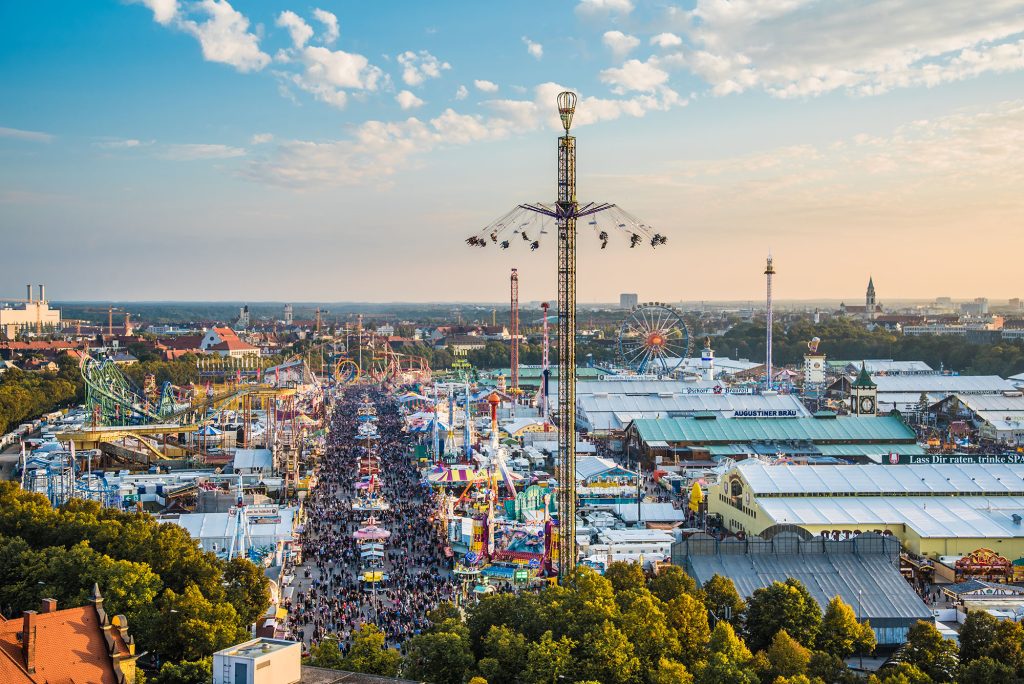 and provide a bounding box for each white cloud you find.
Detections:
[274,12,385,110]
[602,30,640,60]
[397,50,450,87]
[250,133,274,144]
[455,85,469,100]
[132,0,178,25]
[94,138,151,149]
[276,10,313,49]
[160,143,246,160]
[523,36,543,59]
[312,8,339,45]
[600,58,669,93]
[396,90,425,110]
[650,32,682,48]
[576,0,634,17]
[474,79,499,93]
[243,82,685,187]
[678,0,1024,98]
[0,126,54,143]
[135,0,270,73]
